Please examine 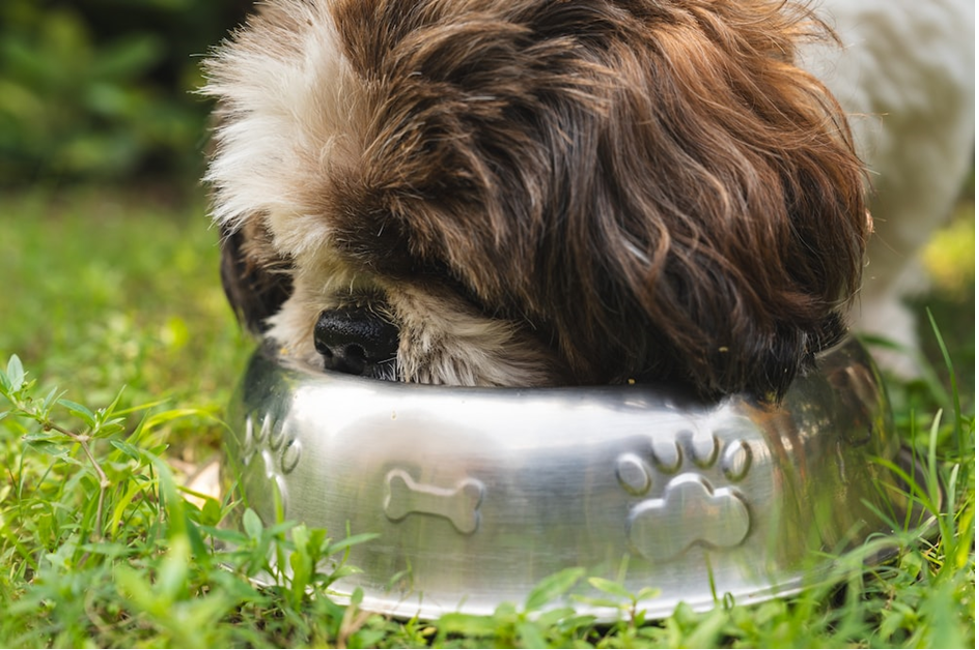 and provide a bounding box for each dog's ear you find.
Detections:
[548,3,870,399]
[219,222,293,335]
